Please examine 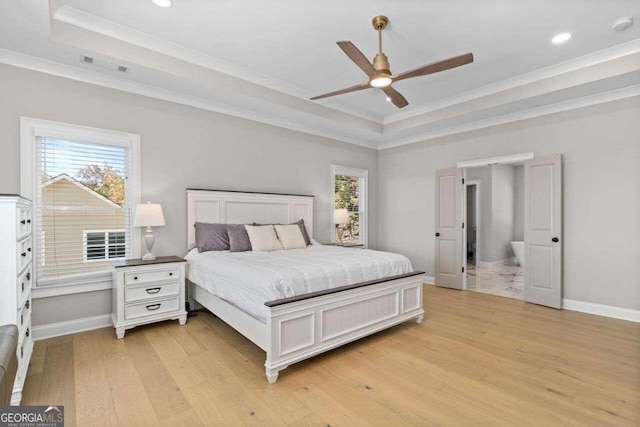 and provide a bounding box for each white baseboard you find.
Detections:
[32,314,113,341]
[562,299,640,323]
[477,257,517,268]
[423,275,435,285]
